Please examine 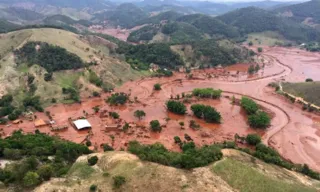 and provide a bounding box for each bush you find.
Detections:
[23,172,40,187]
[191,104,221,123]
[166,100,187,115]
[0,118,8,125]
[150,120,161,132]
[257,47,263,52]
[109,112,119,119]
[113,176,126,189]
[90,184,97,192]
[240,97,259,115]
[154,83,161,90]
[189,120,200,130]
[44,73,52,81]
[248,111,271,128]
[305,78,313,82]
[134,110,146,120]
[37,165,53,181]
[192,88,222,99]
[102,144,114,152]
[92,91,100,97]
[107,93,128,105]
[128,141,223,169]
[174,136,182,144]
[246,134,261,145]
[88,156,98,166]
